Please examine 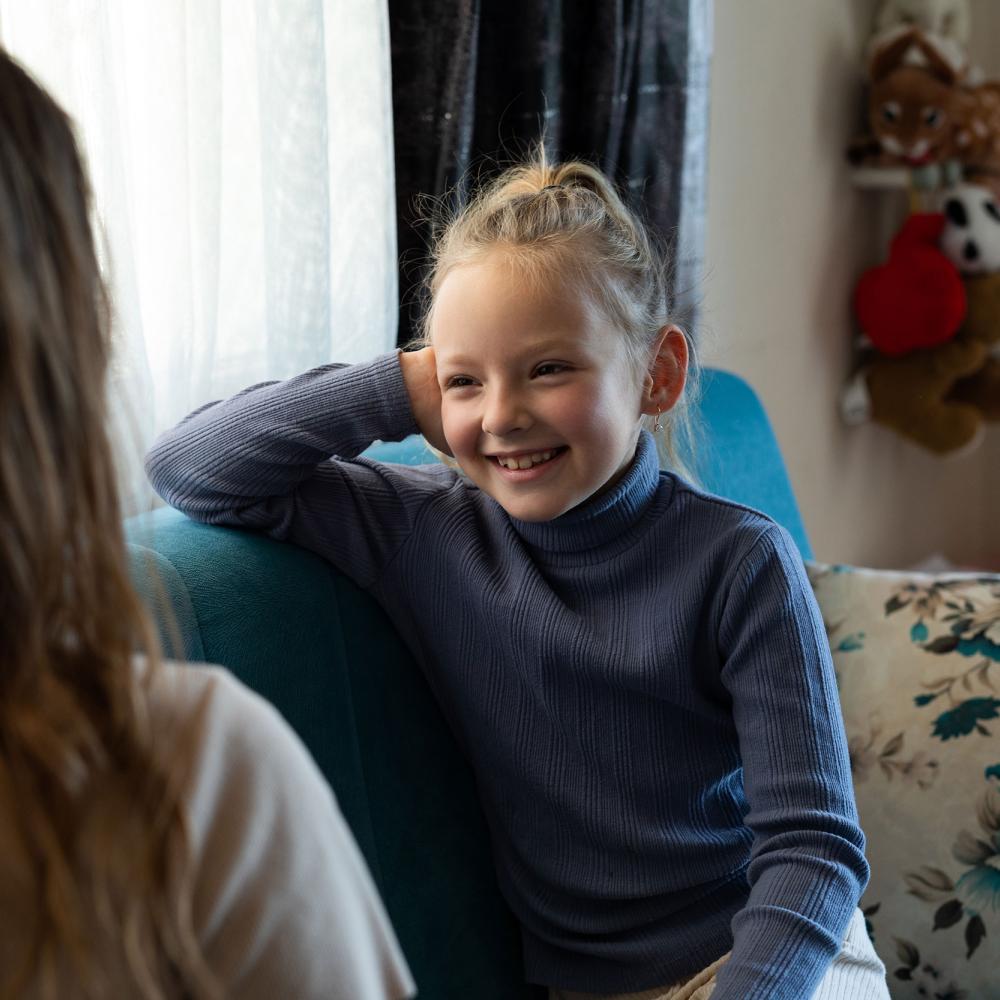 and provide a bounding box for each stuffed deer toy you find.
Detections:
[868,28,1000,171]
